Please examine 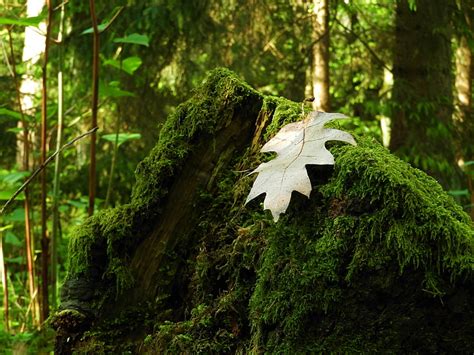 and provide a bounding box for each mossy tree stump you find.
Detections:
[53,69,474,354]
